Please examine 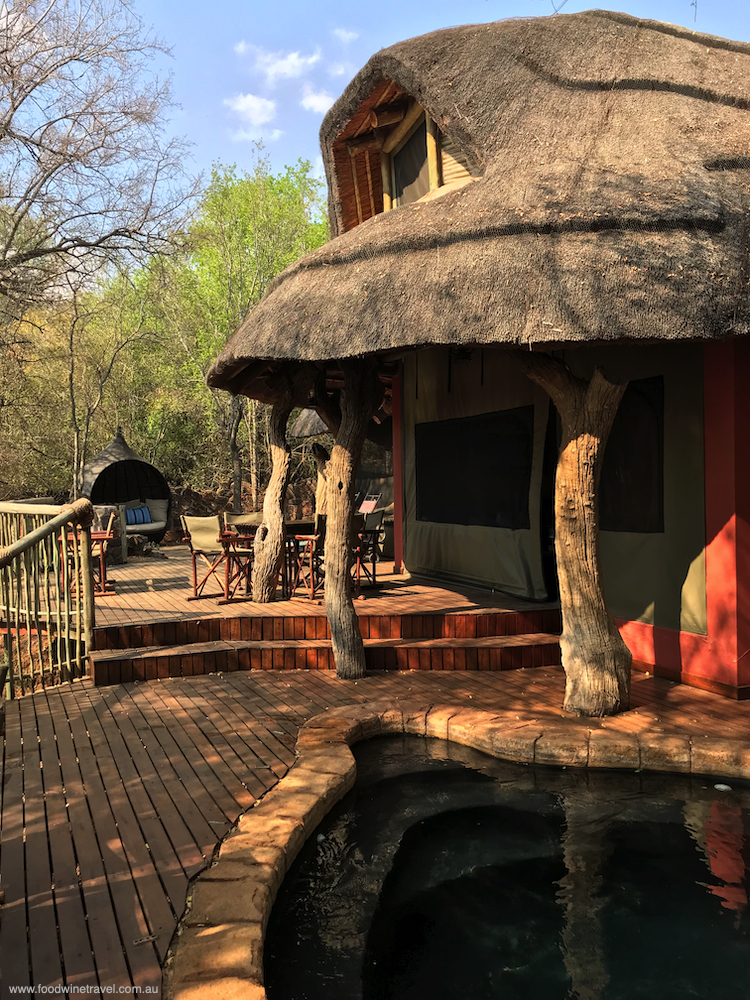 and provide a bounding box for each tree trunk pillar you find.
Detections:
[325,358,383,679]
[512,352,631,716]
[252,392,292,603]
